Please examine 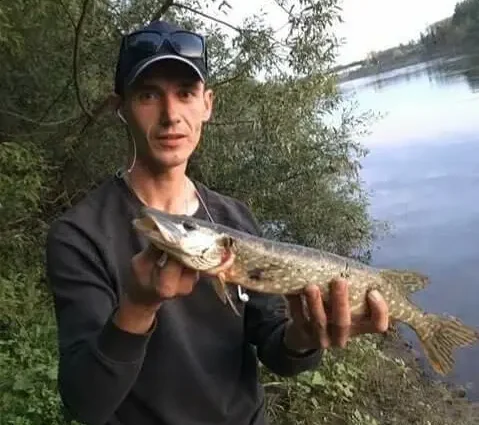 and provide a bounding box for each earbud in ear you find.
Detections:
[117,109,127,124]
